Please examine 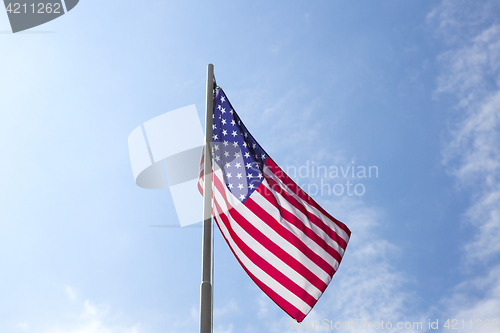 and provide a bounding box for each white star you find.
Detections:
[226,172,232,179]
[249,184,255,189]
[244,132,248,138]
[212,114,214,118]
[213,134,218,140]
[231,120,236,126]
[228,183,233,189]
[225,162,231,168]
[224,151,229,157]
[246,163,252,169]
[221,96,225,102]
[214,145,219,151]
[212,124,216,130]
[243,142,247,148]
[257,173,263,179]
[235,163,241,168]
[222,129,227,136]
[247,173,253,179]
[261,153,266,159]
[217,105,221,110]
[238,120,241,125]
[244,152,250,158]
[239,194,245,200]
[252,143,257,149]
[223,140,229,146]
[215,155,220,161]
[233,141,238,147]
[236,173,242,179]
[221,108,226,114]
[238,183,244,190]
[231,131,237,137]
[230,109,234,114]
[222,119,227,125]
[234,152,240,158]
